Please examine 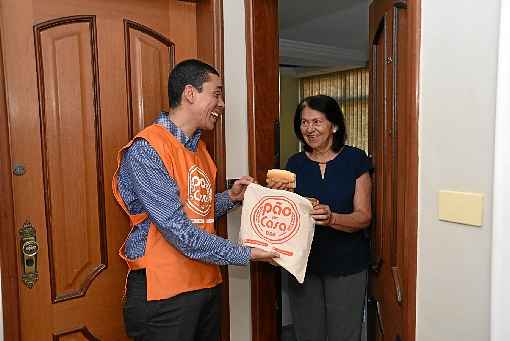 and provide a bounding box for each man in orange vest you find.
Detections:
[113,59,278,341]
